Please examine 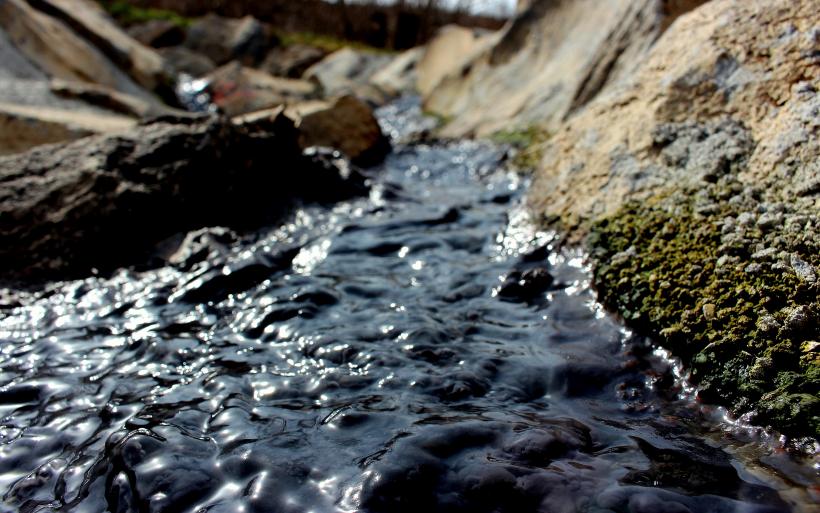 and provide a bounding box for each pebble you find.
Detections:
[756,315,780,335]
[790,254,816,283]
[744,263,762,274]
[702,303,716,321]
[785,306,812,333]
[752,247,777,260]
[737,212,756,226]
